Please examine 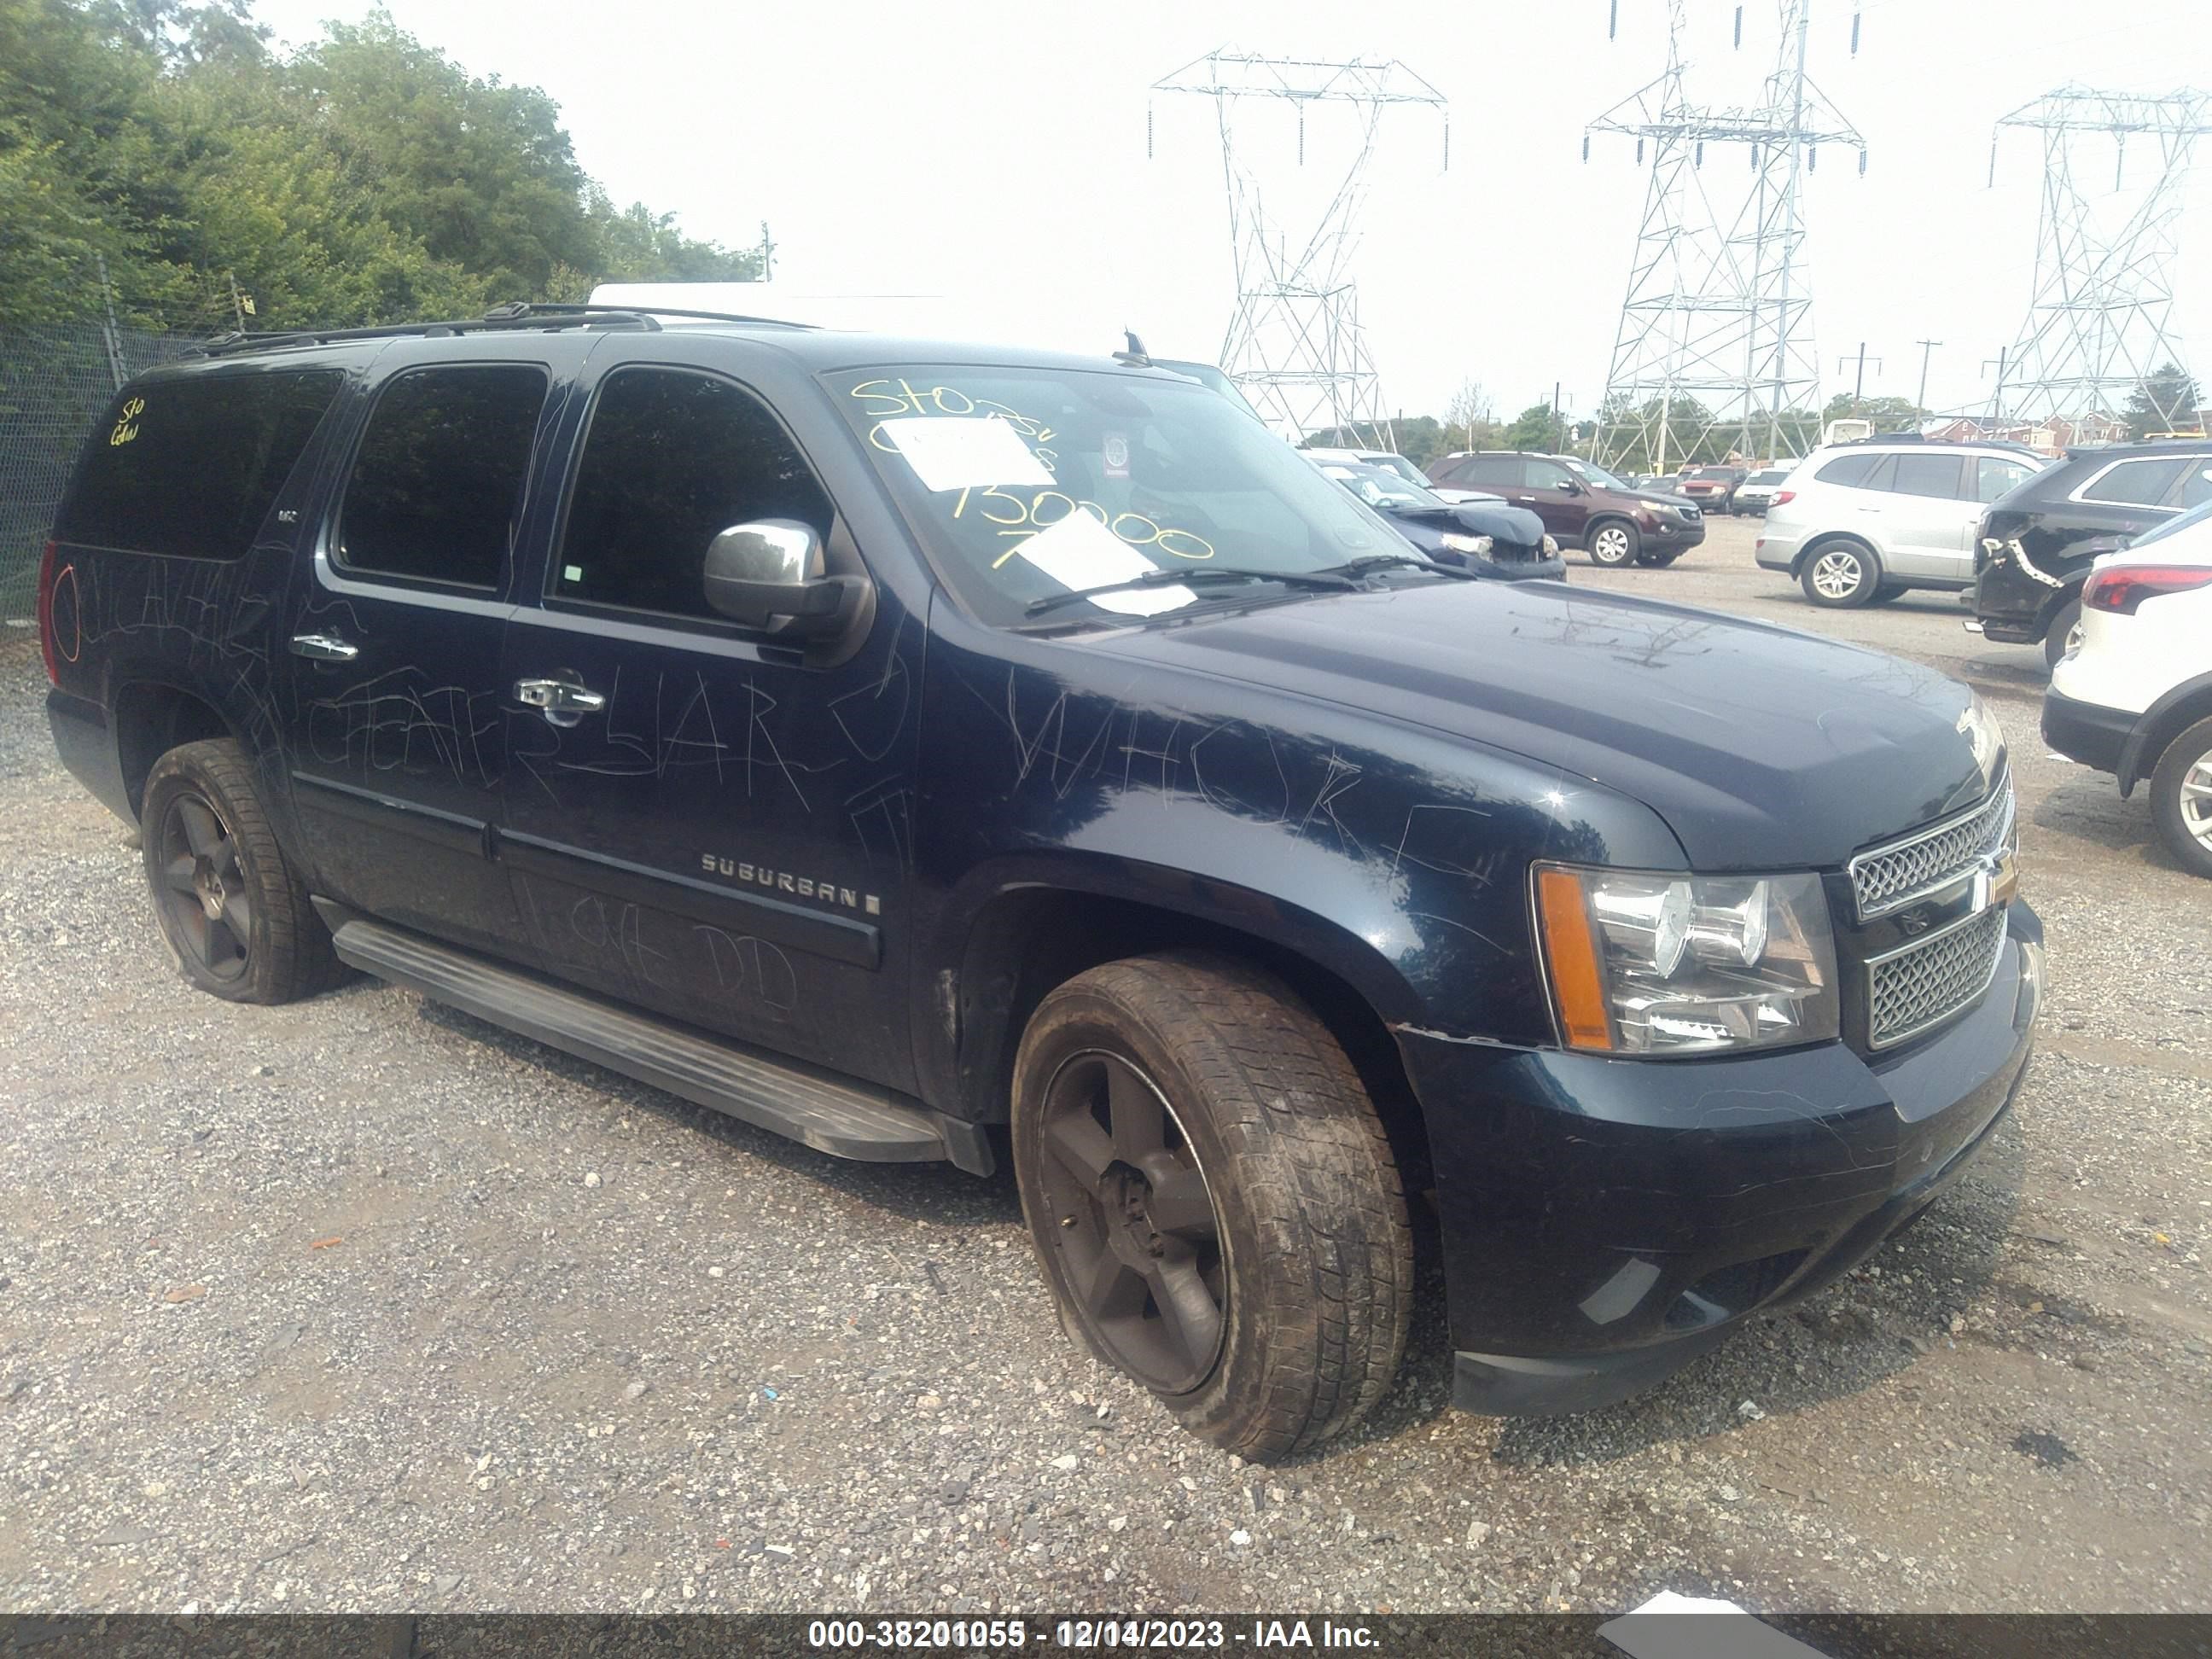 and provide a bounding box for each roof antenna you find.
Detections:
[1115,329,1151,366]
